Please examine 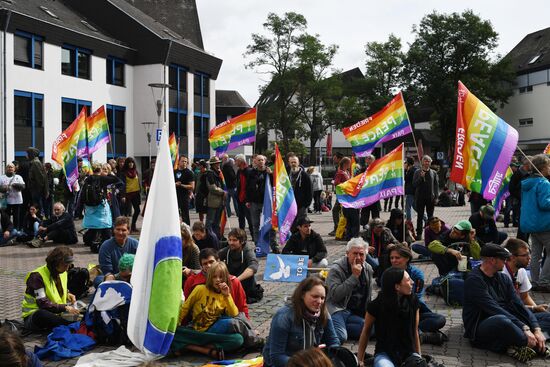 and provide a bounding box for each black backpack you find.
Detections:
[67,267,91,299]
[82,176,105,206]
